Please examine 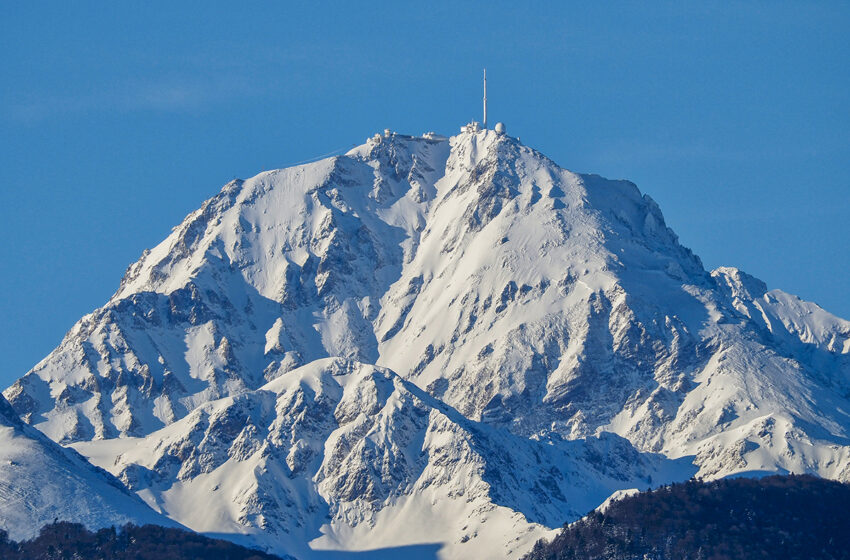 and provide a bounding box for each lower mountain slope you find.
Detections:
[0,395,176,541]
[72,358,693,559]
[522,474,850,560]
